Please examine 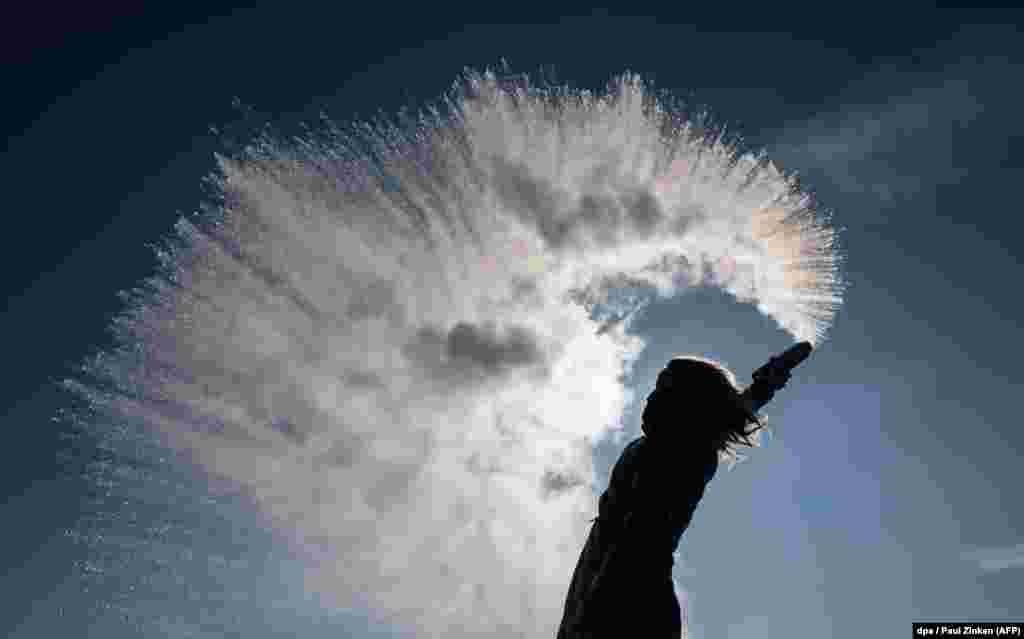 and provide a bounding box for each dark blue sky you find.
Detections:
[3,6,1023,637]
